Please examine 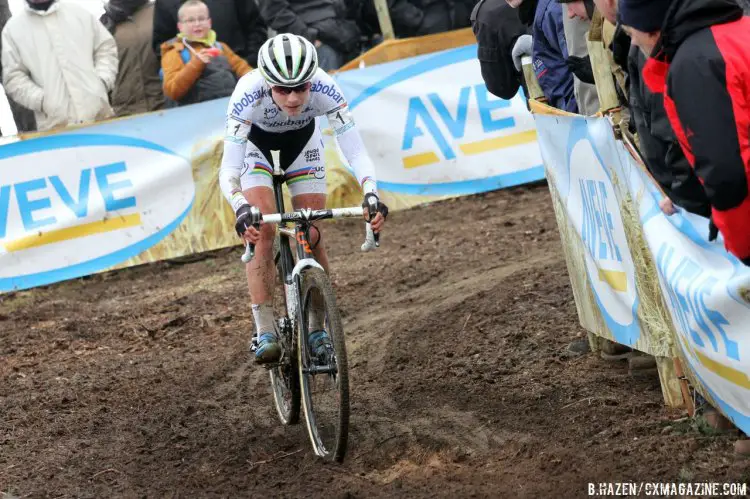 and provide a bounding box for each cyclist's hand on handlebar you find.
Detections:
[362,193,388,233]
[235,203,262,243]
